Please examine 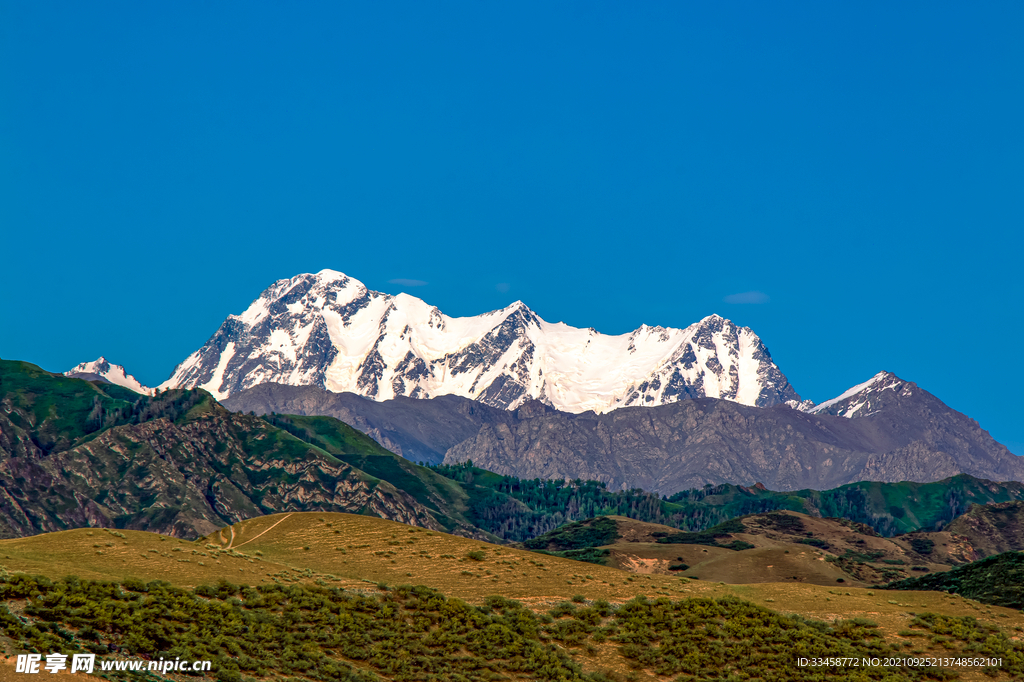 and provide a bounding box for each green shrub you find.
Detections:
[909,537,935,555]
